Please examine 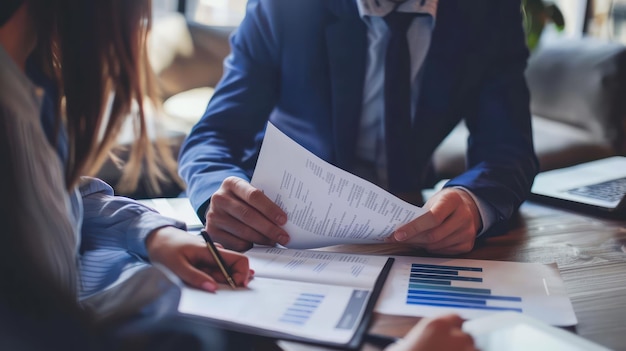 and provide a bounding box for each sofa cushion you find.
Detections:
[433,38,626,179]
[526,38,626,153]
[530,116,615,171]
[433,116,615,179]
